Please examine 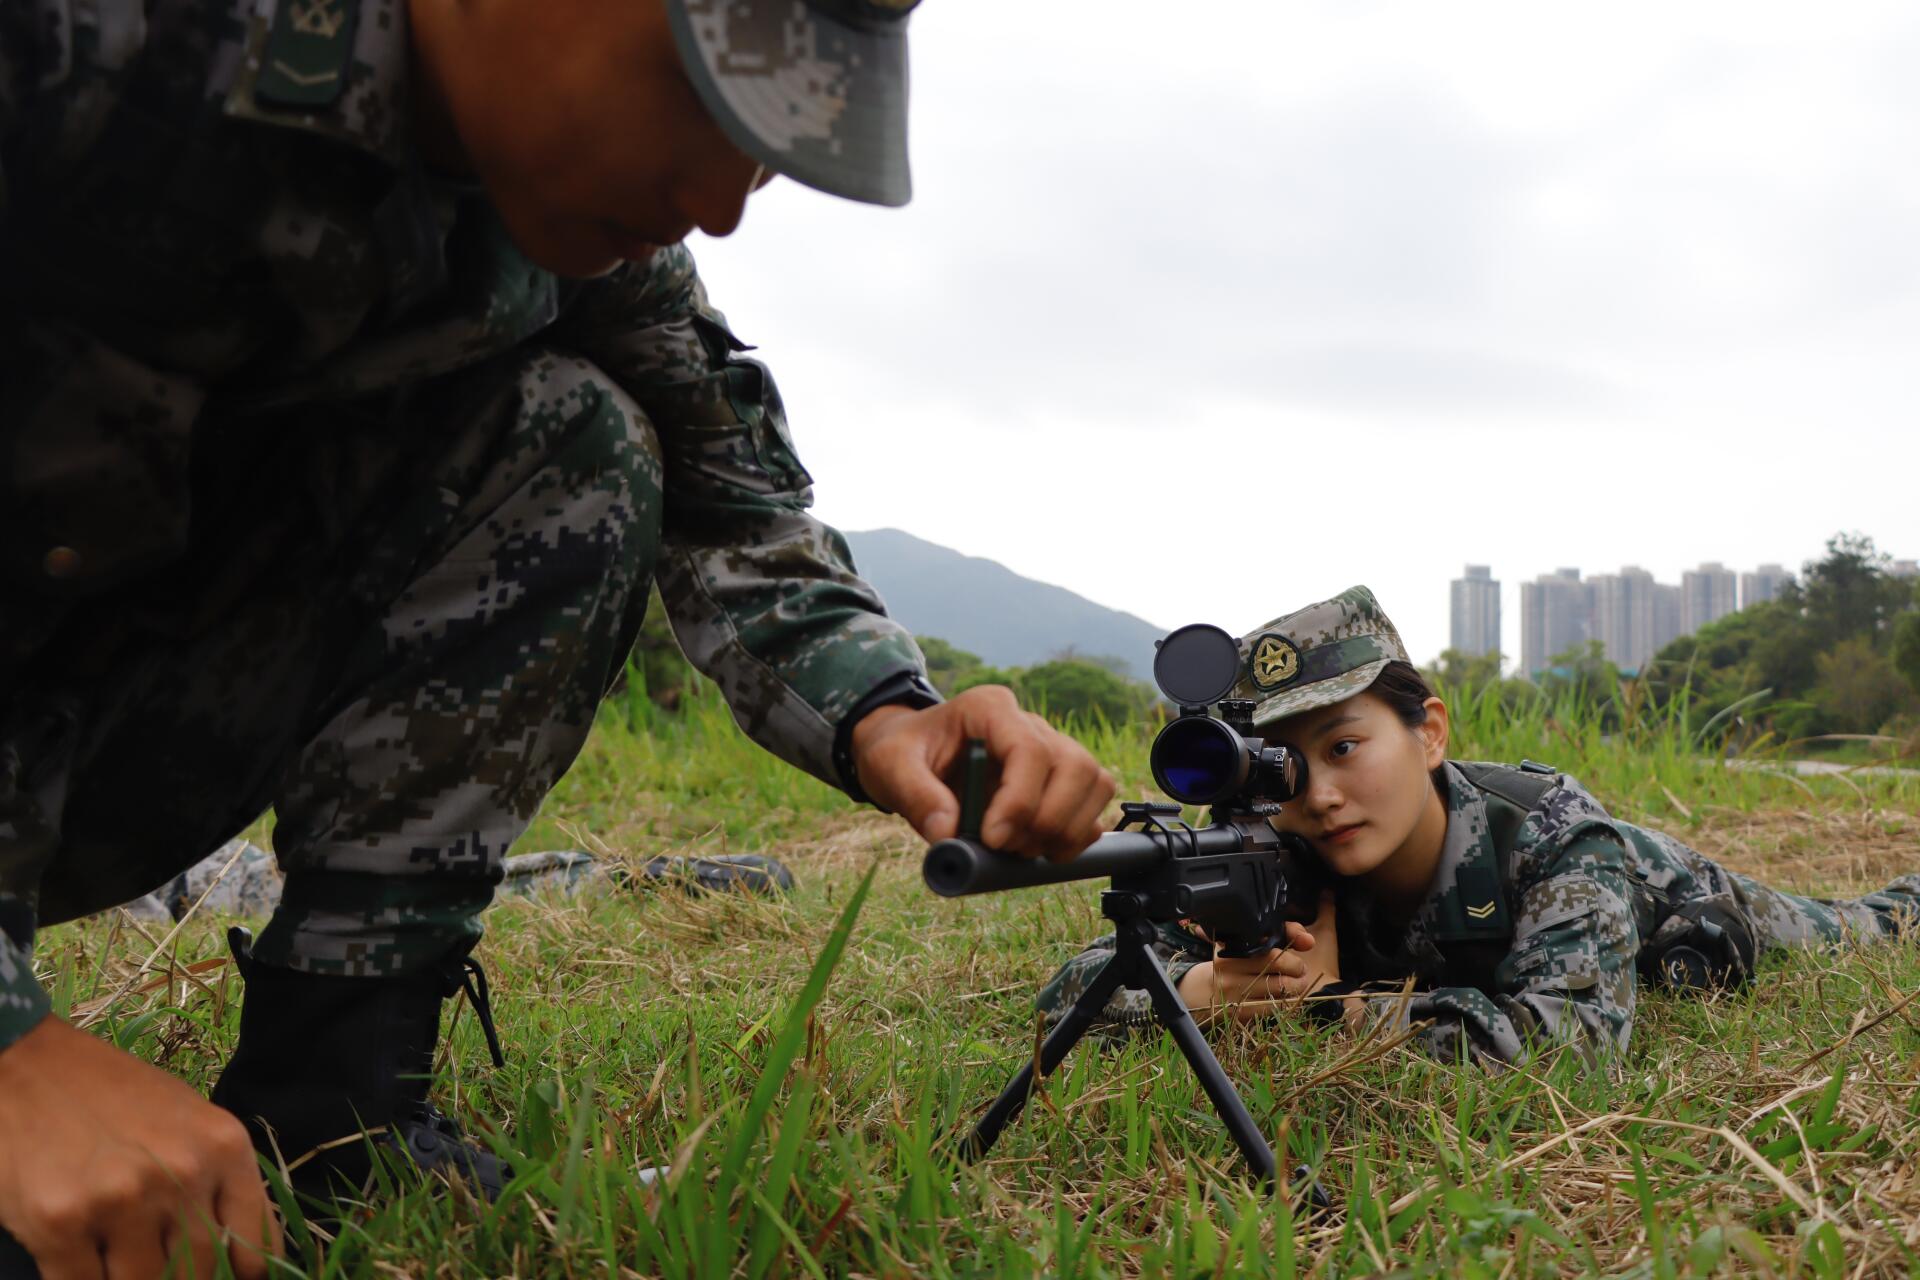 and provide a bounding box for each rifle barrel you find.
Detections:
[922,825,1252,898]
